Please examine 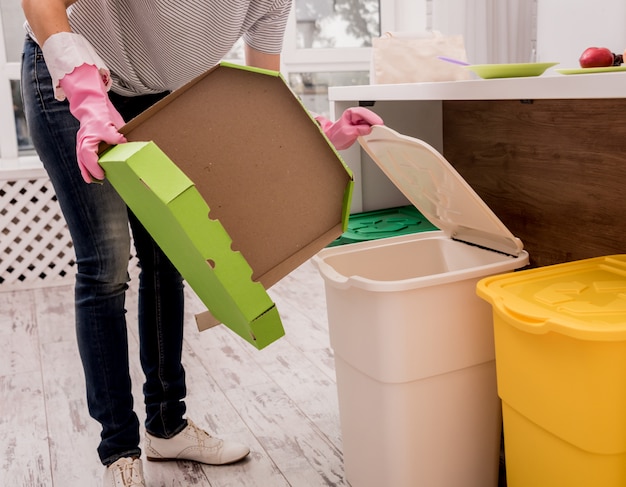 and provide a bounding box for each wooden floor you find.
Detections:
[0,259,349,486]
